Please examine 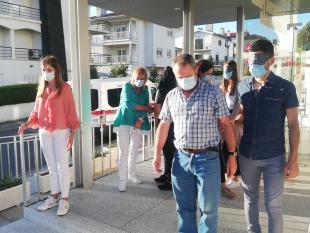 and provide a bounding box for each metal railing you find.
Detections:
[89,17,110,34]
[89,53,112,65]
[112,55,129,63]
[0,46,12,59]
[103,31,137,41]
[91,114,156,180]
[0,1,40,21]
[15,48,42,60]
